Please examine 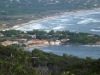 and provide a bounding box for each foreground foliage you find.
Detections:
[0,44,41,75]
[0,45,100,75]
